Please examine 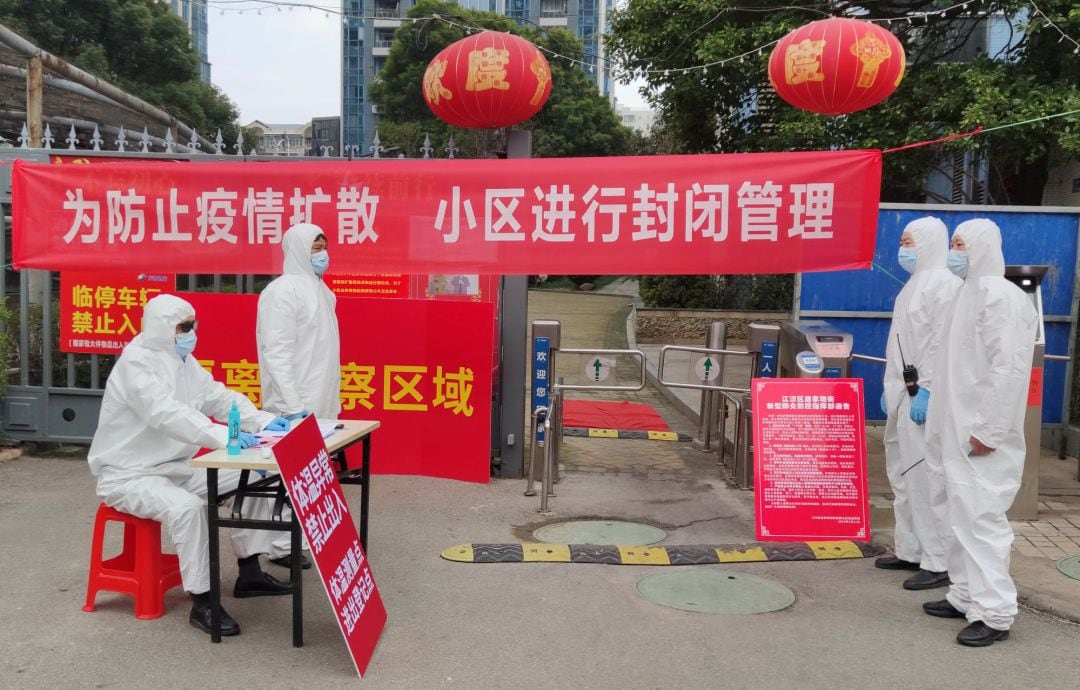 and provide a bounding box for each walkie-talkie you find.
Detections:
[897,336,919,397]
